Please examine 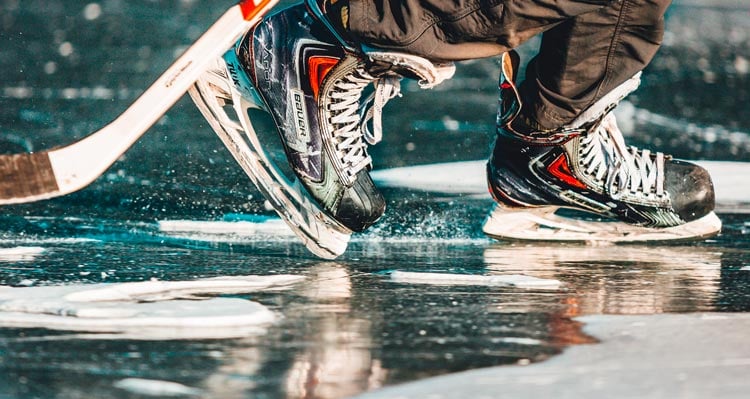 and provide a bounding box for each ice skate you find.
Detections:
[189,2,454,258]
[483,51,722,243]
